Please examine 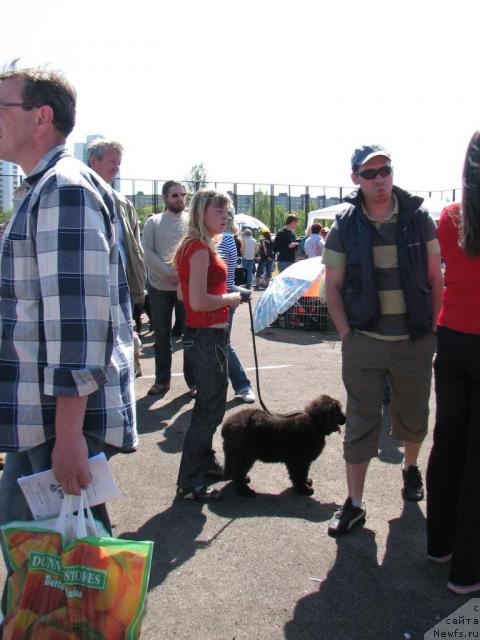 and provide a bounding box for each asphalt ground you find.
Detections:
[0,291,472,639]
